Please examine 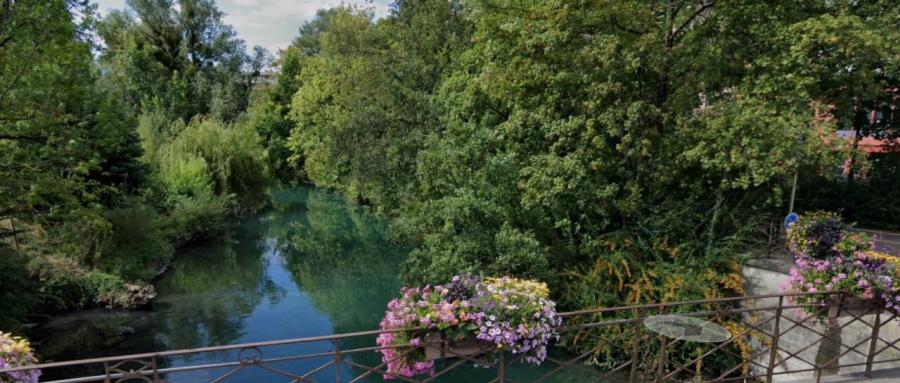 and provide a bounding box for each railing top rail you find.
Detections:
[557,291,839,317]
[0,291,849,374]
